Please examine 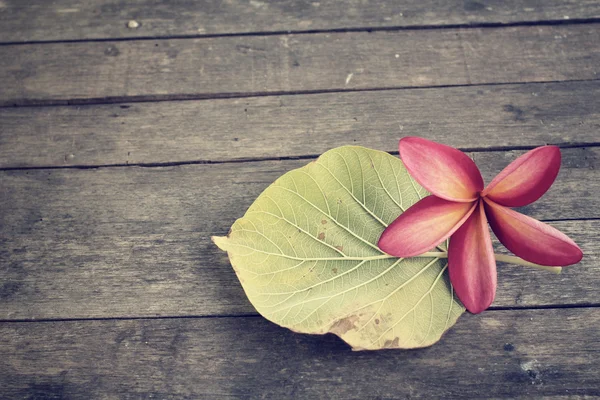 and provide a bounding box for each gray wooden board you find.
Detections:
[1,24,599,106]
[1,308,600,398]
[2,80,600,168]
[1,0,599,43]
[1,148,598,320]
